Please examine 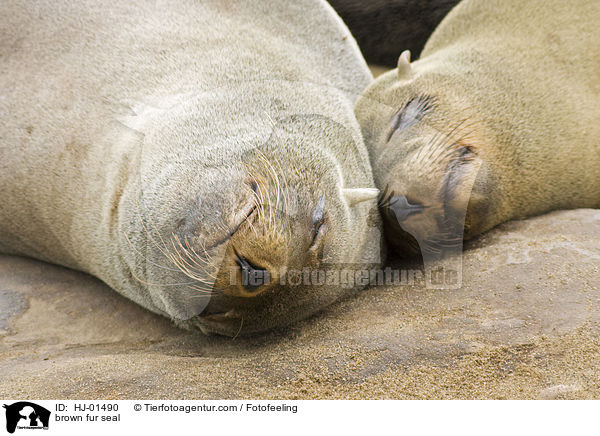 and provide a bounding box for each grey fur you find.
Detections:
[0,0,382,336]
